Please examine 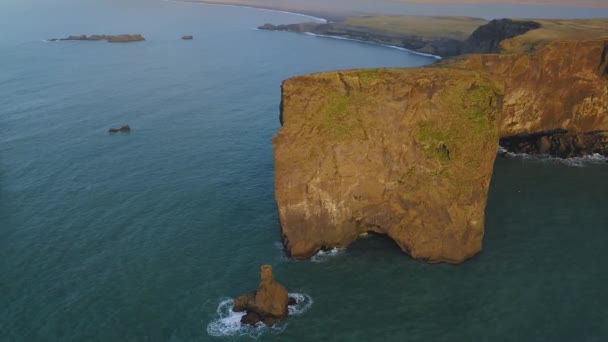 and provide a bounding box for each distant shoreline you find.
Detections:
[395,0,608,9]
[177,0,608,20]
[169,0,345,22]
